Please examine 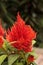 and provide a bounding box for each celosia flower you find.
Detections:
[28,55,34,62]
[6,12,36,52]
[0,25,5,48]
